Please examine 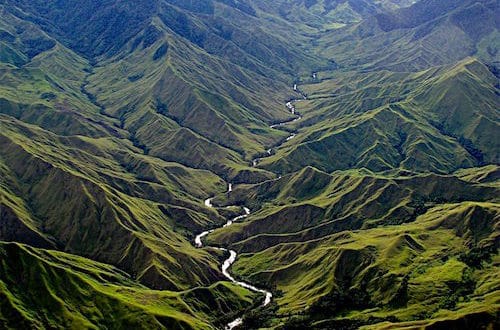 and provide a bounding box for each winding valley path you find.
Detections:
[193,85,305,329]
